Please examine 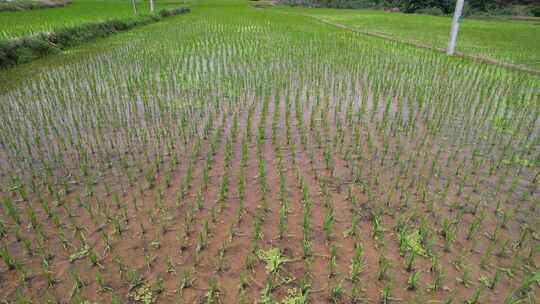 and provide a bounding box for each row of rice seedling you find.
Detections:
[0,0,538,303]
